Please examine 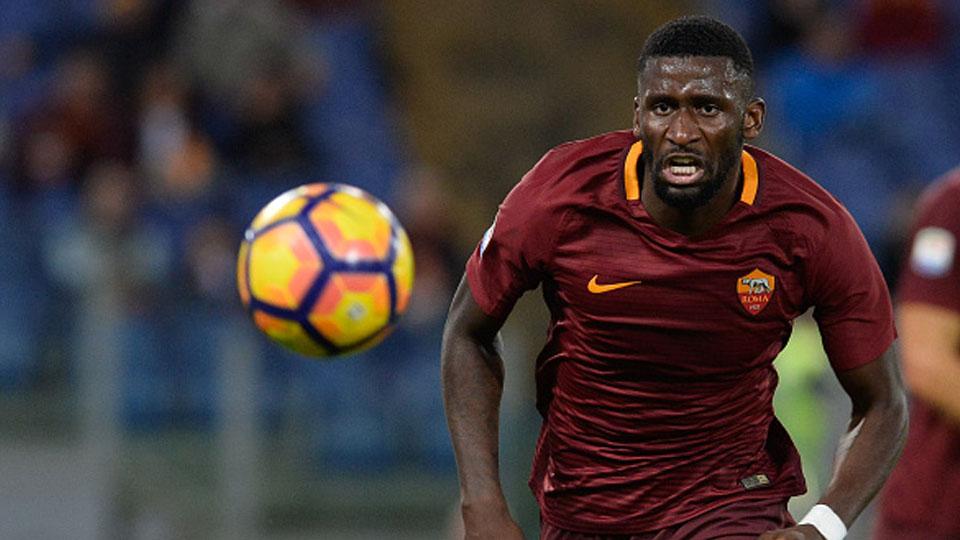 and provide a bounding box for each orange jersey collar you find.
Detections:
[623,140,759,206]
